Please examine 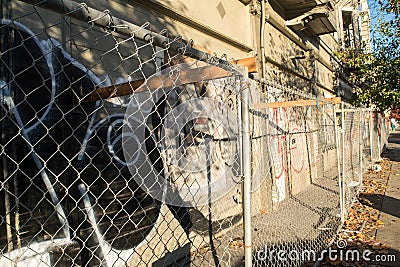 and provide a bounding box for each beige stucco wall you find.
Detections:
[11,0,352,95]
[151,0,253,48]
[12,0,253,84]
